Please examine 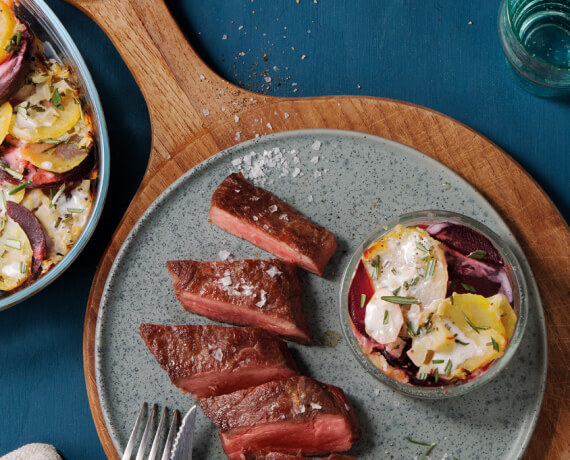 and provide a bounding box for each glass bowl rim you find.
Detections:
[338,209,529,399]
